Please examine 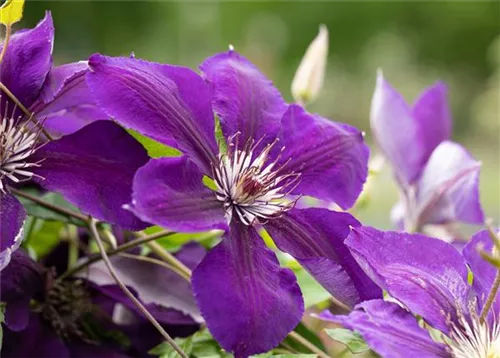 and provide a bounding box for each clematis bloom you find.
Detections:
[370,72,484,235]
[0,11,150,270]
[87,49,381,357]
[325,226,500,358]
